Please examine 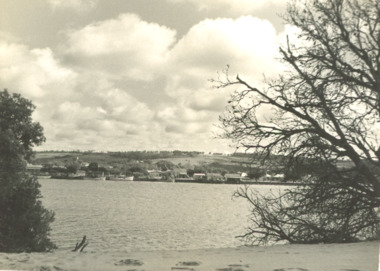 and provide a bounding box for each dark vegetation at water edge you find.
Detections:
[0,90,56,252]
